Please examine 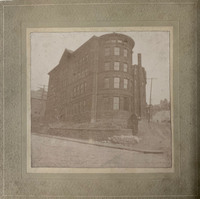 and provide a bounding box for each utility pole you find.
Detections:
[147,78,157,123]
[38,84,47,100]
